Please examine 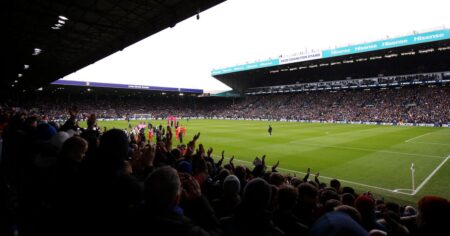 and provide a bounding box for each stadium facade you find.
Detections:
[211,28,450,94]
